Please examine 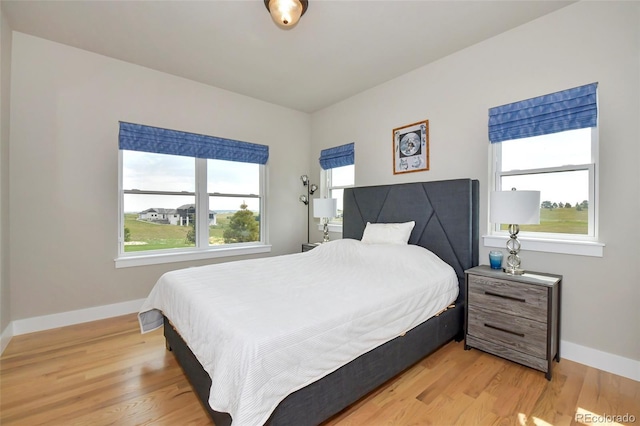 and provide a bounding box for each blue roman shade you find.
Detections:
[319,142,355,170]
[488,82,598,143]
[119,121,269,164]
